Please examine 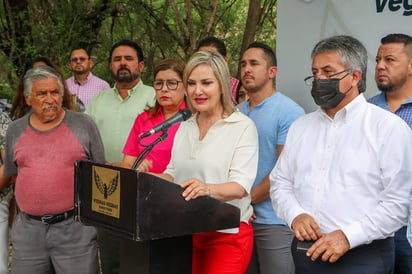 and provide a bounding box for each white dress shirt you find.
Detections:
[270,94,412,249]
